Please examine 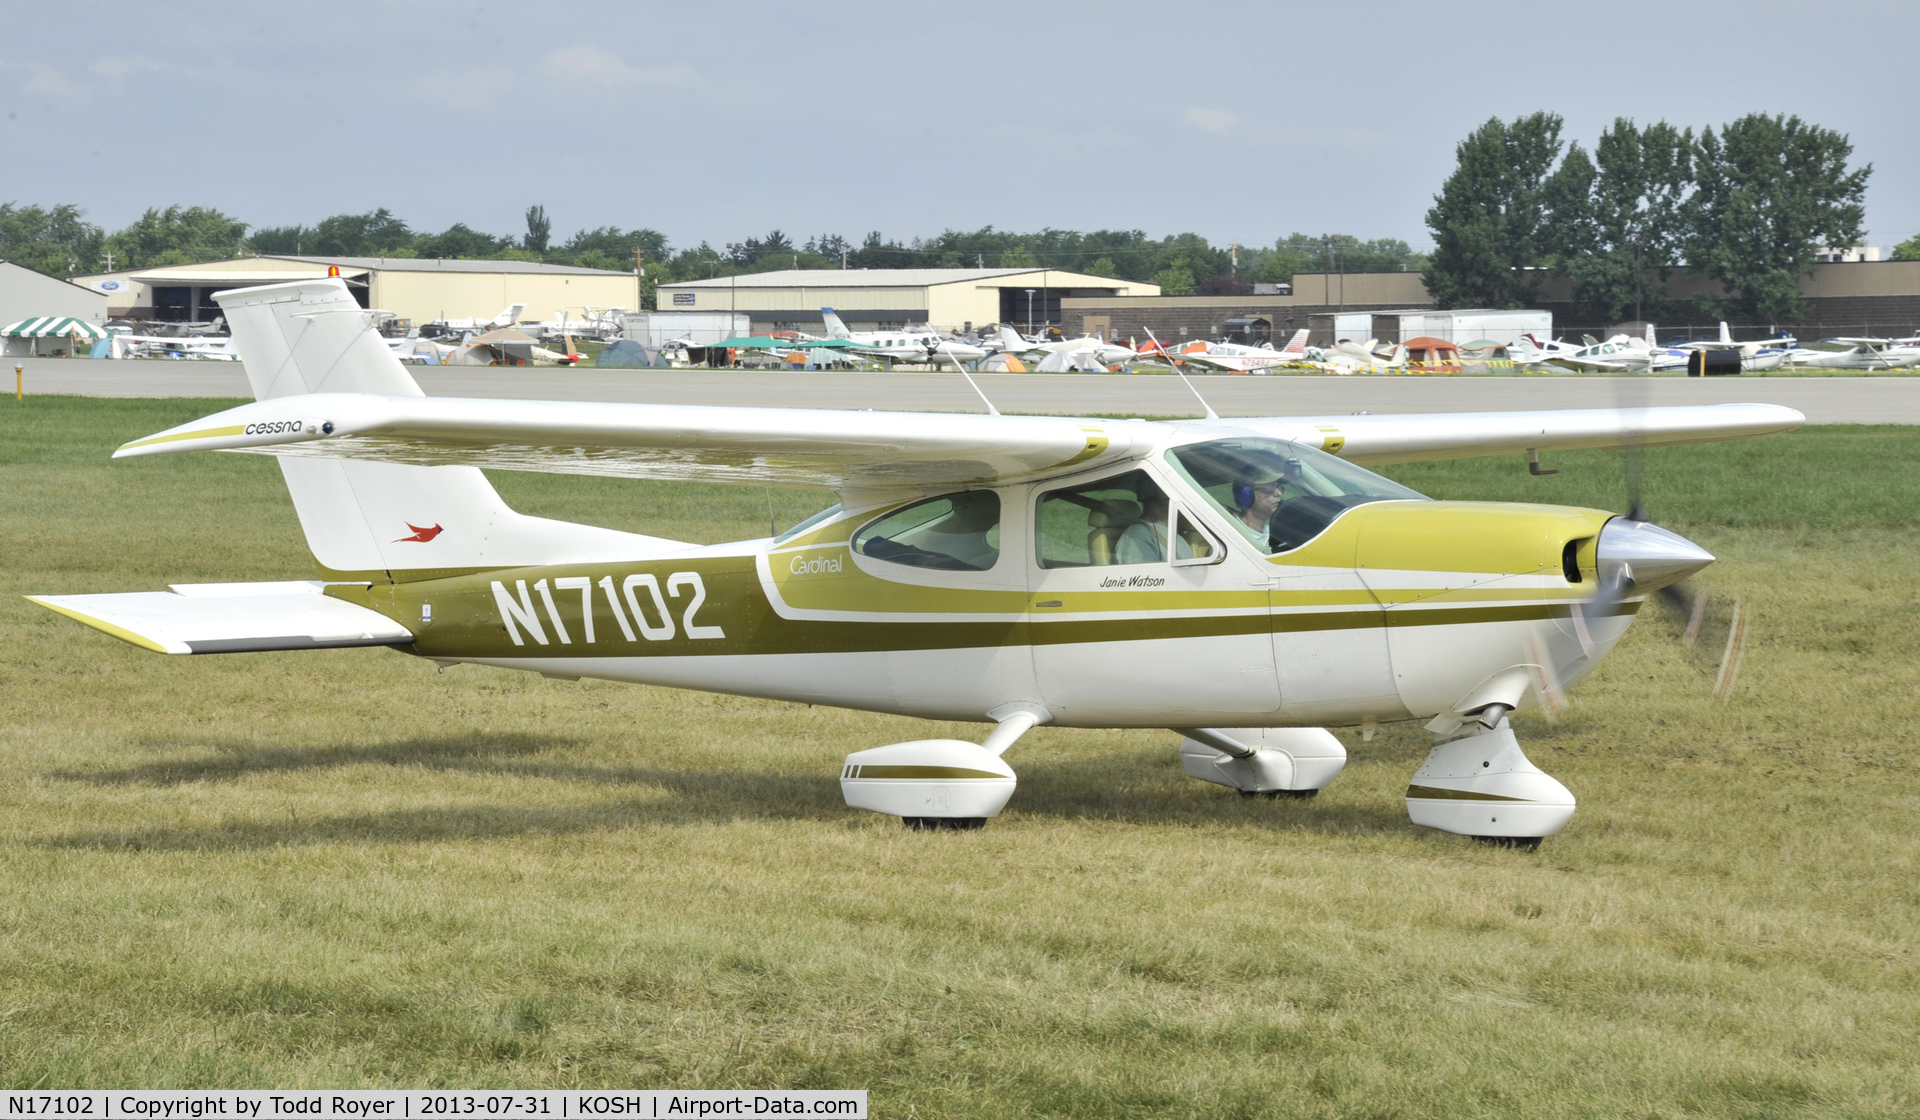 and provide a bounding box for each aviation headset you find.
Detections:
[1233,458,1303,509]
